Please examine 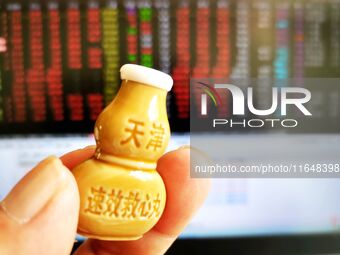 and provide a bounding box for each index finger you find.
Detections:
[60,146,95,169]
